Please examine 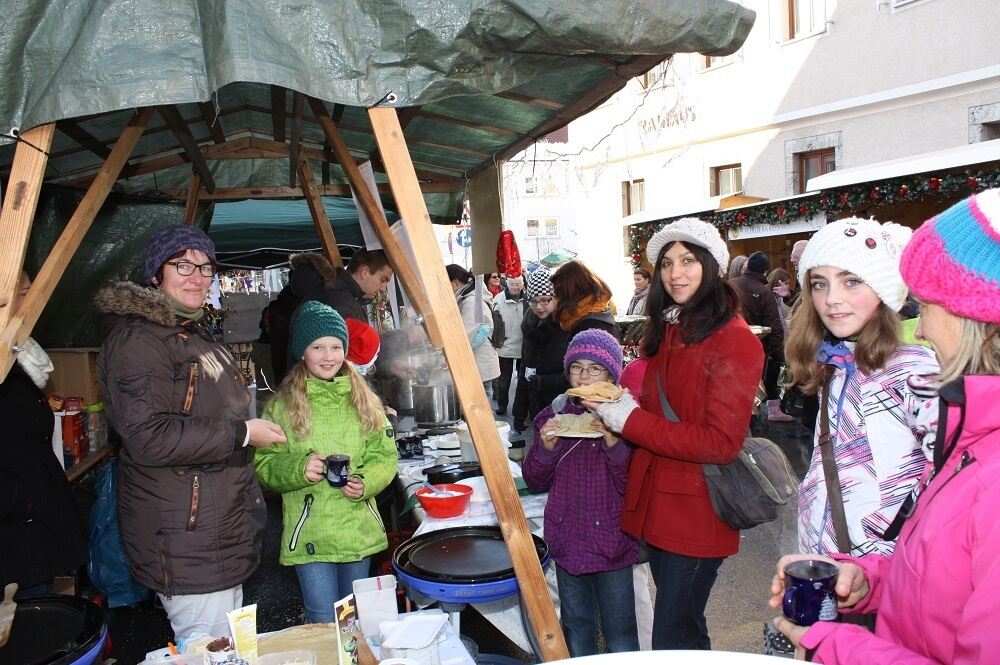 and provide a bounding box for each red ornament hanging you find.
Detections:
[929,177,941,191]
[839,192,850,205]
[819,197,829,207]
[868,187,880,201]
[495,230,522,277]
[631,253,642,264]
[967,176,979,190]
[736,212,747,223]
[798,205,809,216]
[775,206,786,220]
[898,184,909,197]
